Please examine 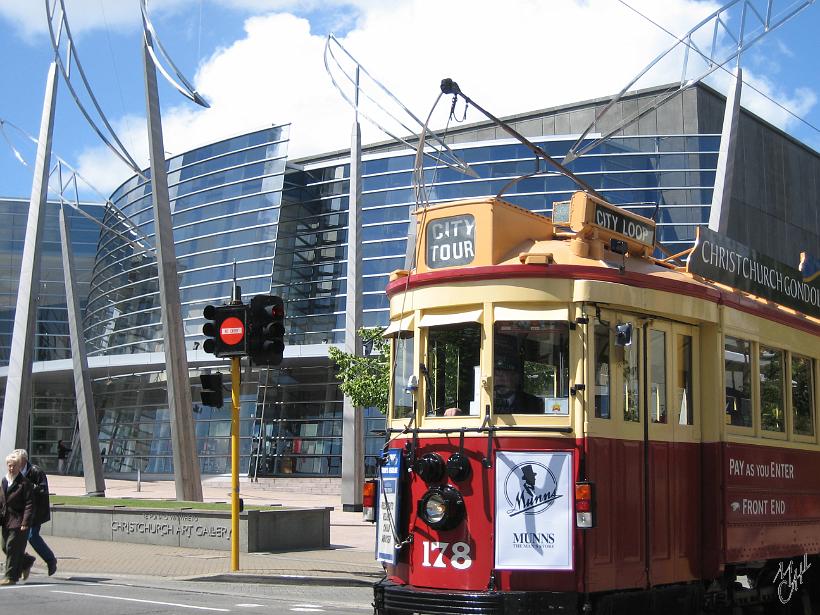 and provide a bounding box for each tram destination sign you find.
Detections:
[689,227,820,319]
[591,201,655,248]
[426,214,476,269]
[569,192,656,251]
